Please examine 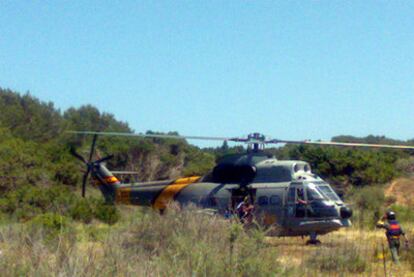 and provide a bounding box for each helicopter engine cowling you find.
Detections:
[212,164,256,185]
